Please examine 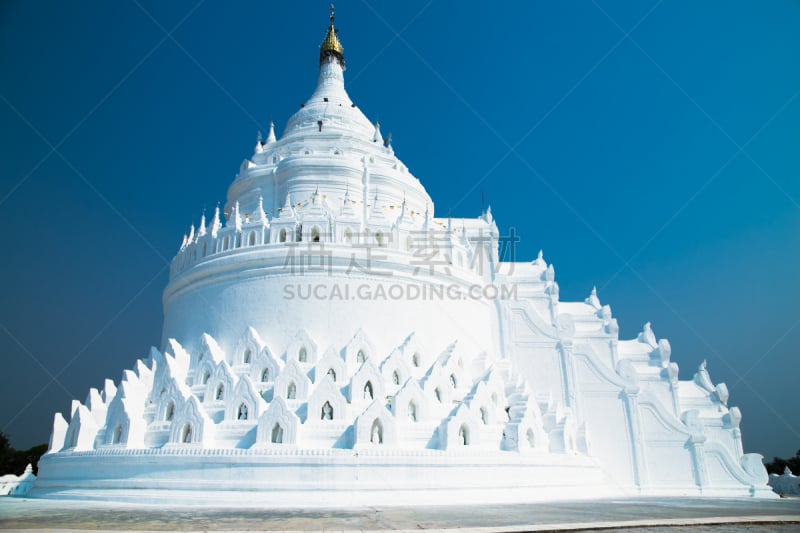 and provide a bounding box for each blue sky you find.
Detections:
[1,1,798,461]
